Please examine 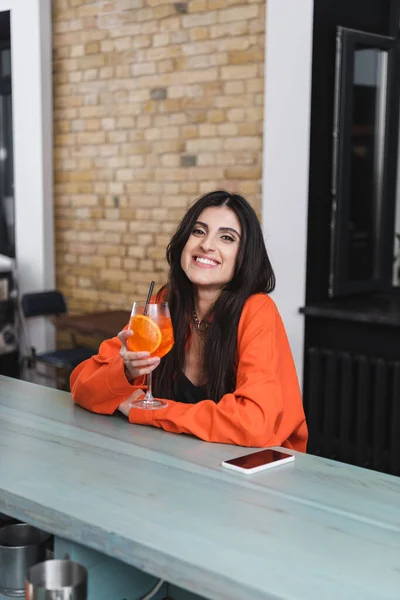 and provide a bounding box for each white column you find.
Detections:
[2,0,54,351]
[262,0,314,386]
